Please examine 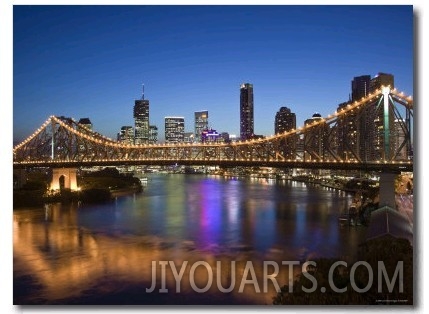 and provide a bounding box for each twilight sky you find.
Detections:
[13,5,414,142]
